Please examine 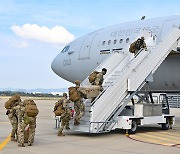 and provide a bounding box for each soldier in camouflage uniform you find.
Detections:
[93,68,107,91]
[130,36,147,56]
[57,93,71,136]
[5,94,21,141]
[74,80,85,125]
[15,99,37,147]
